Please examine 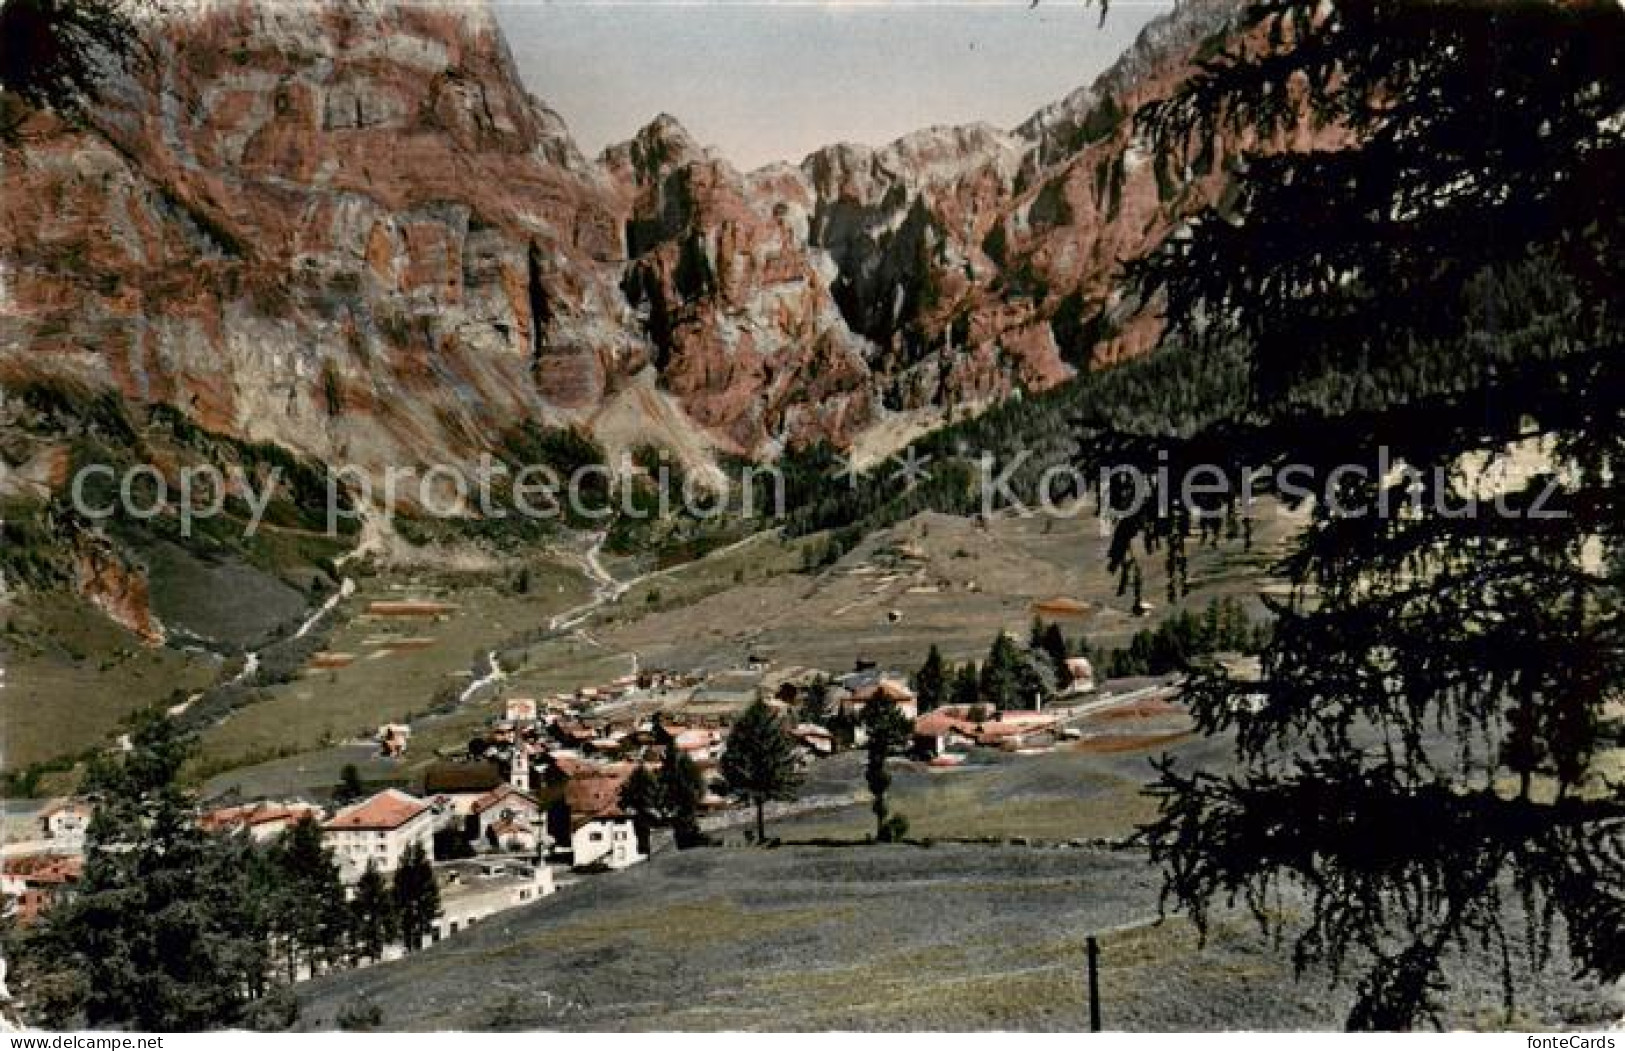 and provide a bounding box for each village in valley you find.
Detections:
[4,594,1193,968]
[1,491,1286,1028]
